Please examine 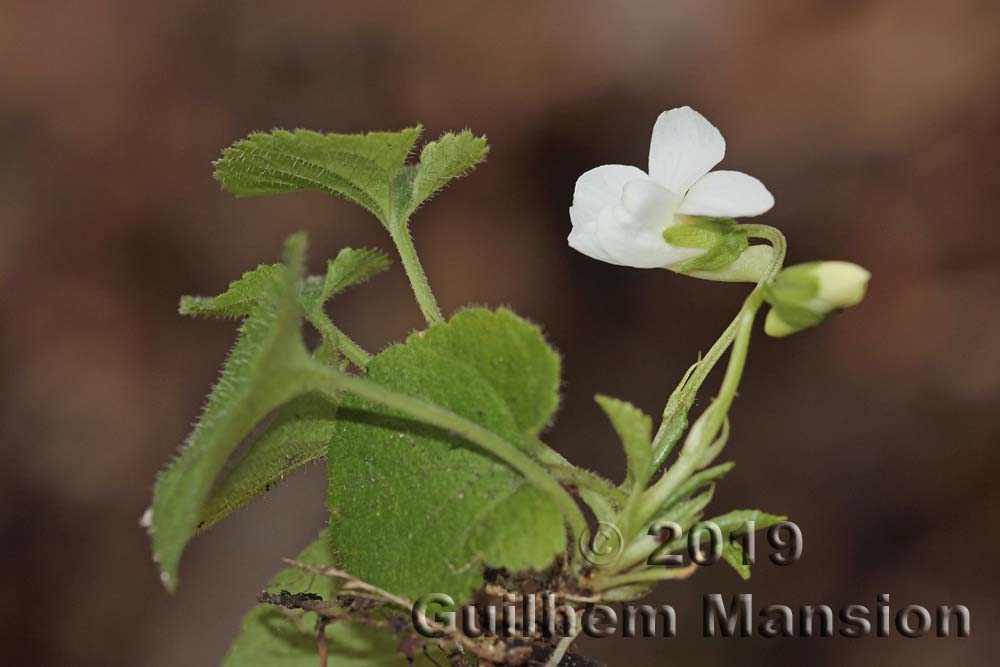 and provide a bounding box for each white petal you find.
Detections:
[569,164,647,263]
[648,107,725,194]
[813,262,870,308]
[621,178,678,219]
[678,170,774,218]
[567,213,614,263]
[594,182,700,269]
[571,164,648,223]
